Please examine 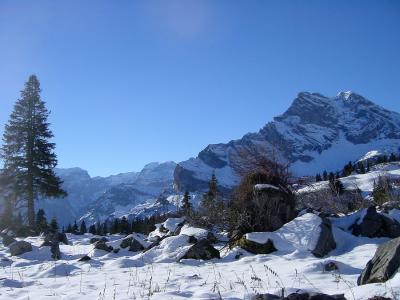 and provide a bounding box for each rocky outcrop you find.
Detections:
[1,235,16,247]
[120,236,145,252]
[252,184,296,232]
[174,91,400,192]
[9,241,33,256]
[312,217,336,258]
[358,237,400,285]
[236,236,276,255]
[41,232,69,247]
[78,255,91,262]
[351,207,400,238]
[94,240,113,252]
[182,240,220,260]
[251,292,346,300]
[90,237,108,244]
